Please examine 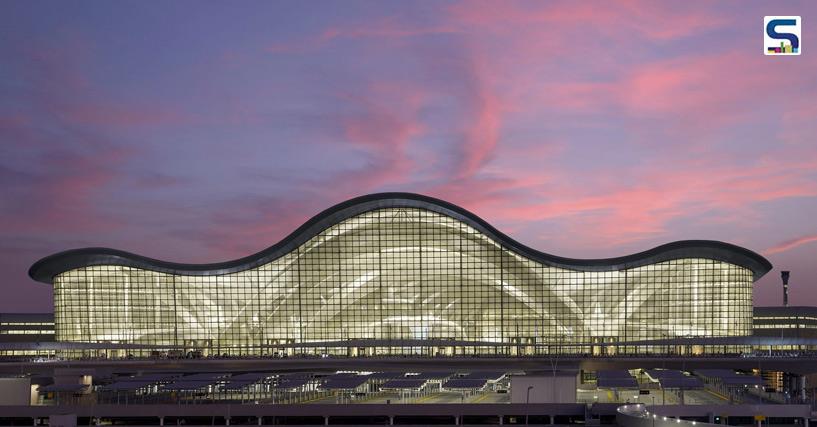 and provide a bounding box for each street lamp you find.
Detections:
[526,386,534,426]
